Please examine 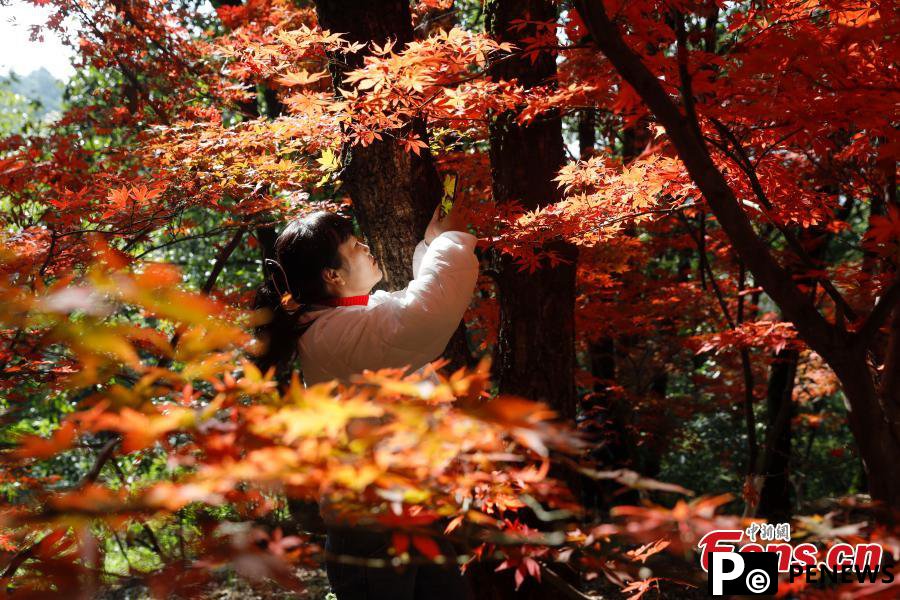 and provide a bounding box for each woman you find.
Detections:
[254,203,479,599]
